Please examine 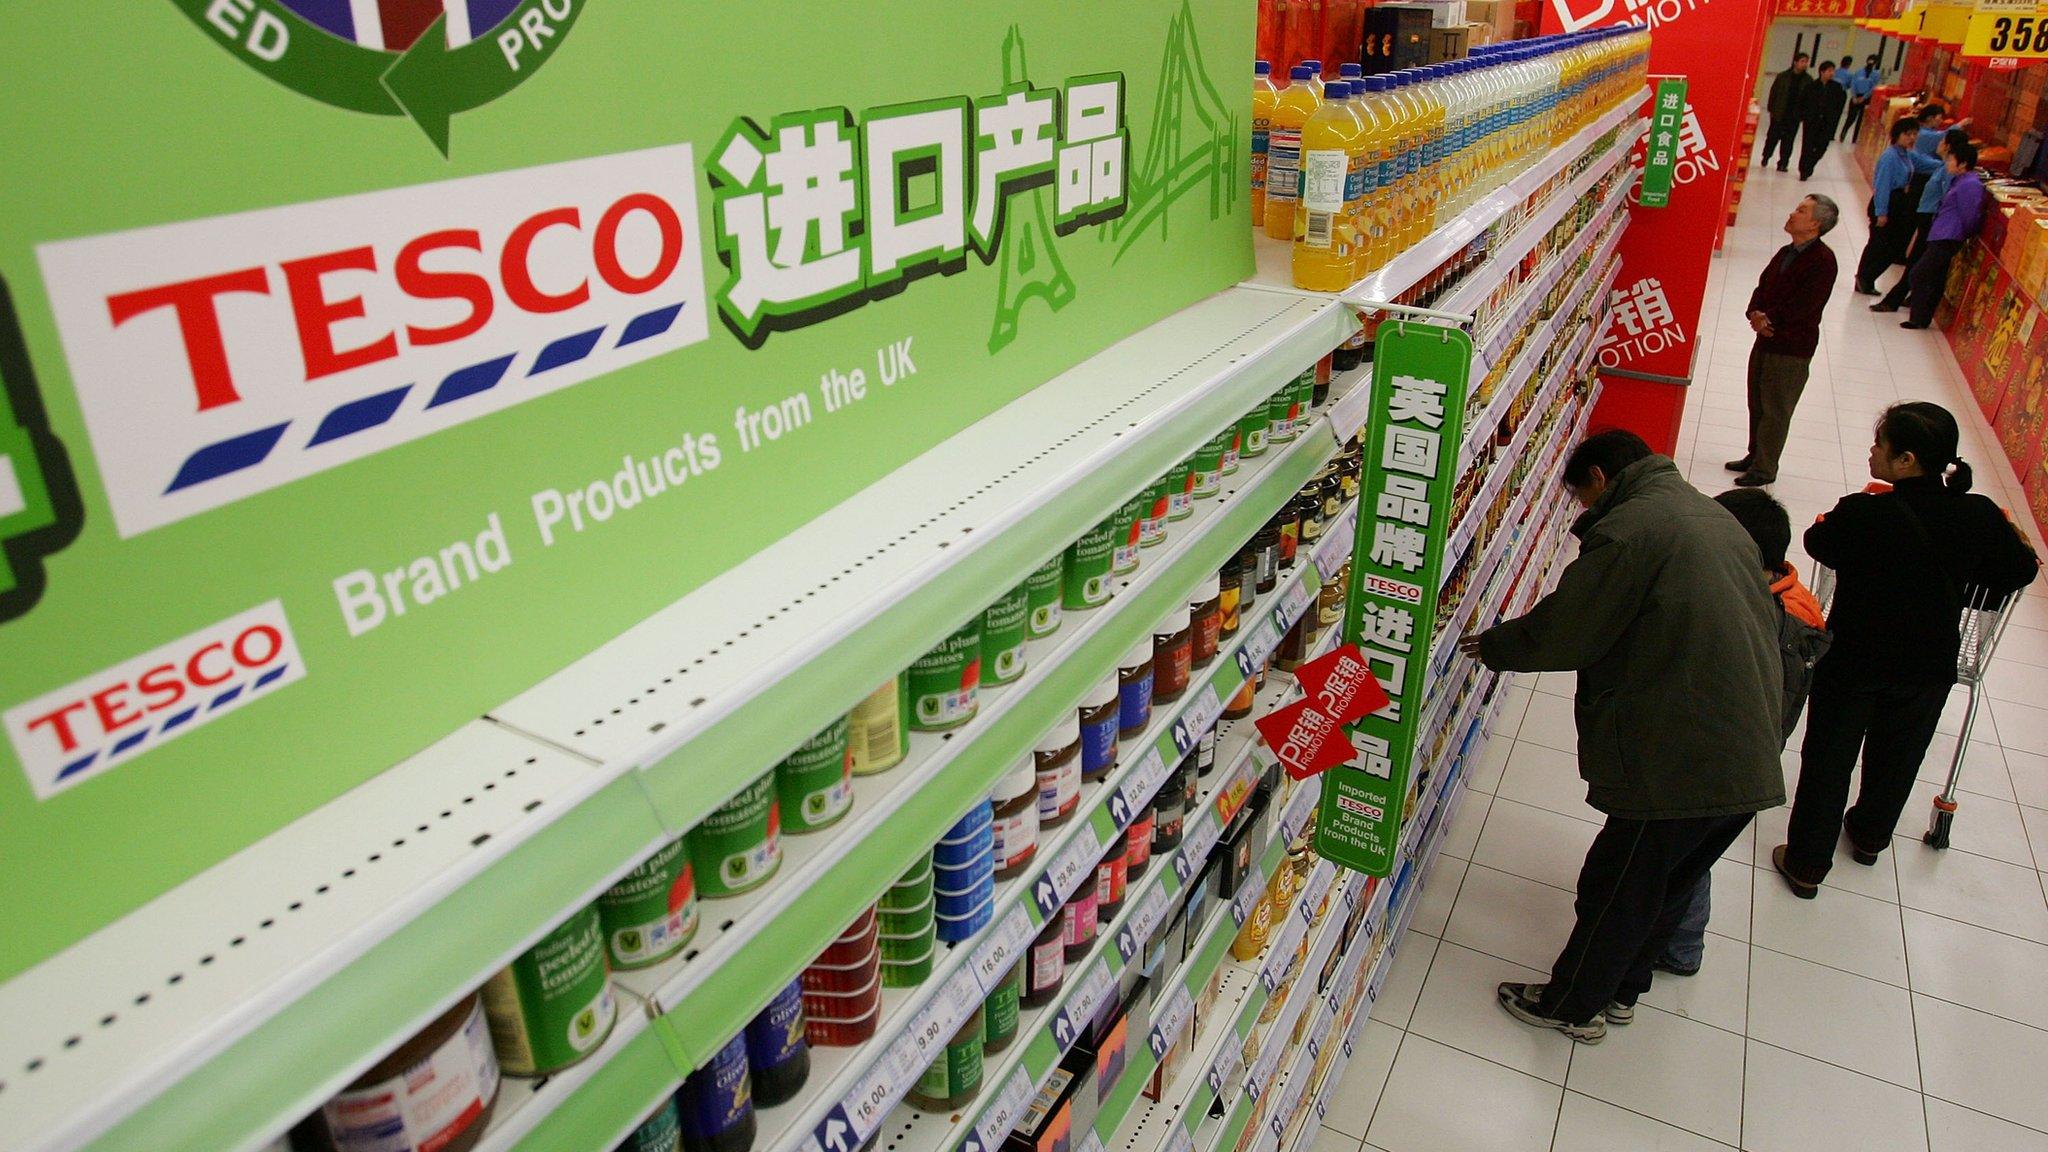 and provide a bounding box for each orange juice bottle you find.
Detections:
[1252,60,1280,225]
[1293,79,1365,291]
[1262,65,1321,241]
